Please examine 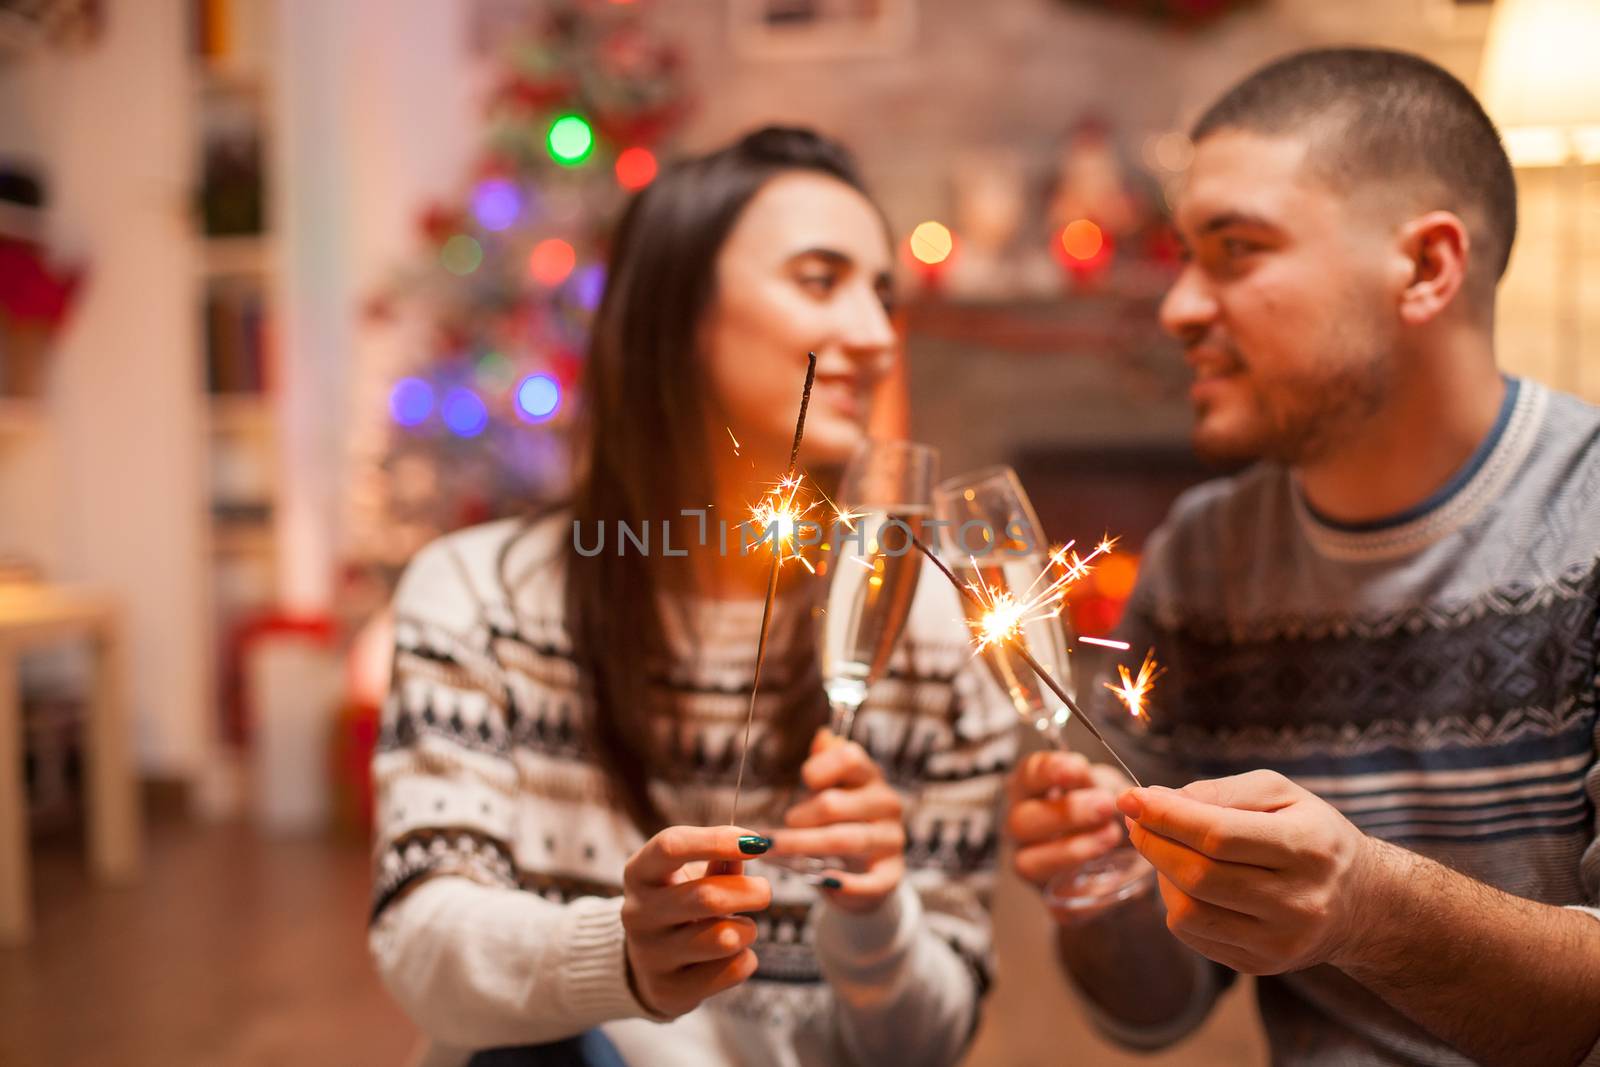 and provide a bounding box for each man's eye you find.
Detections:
[1221,238,1256,257]
[798,273,838,295]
